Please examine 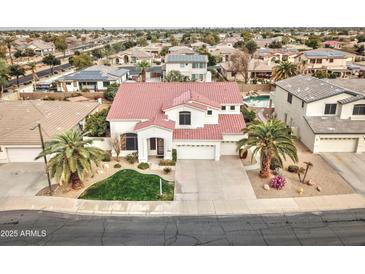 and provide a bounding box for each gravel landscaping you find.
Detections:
[248,141,355,199]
